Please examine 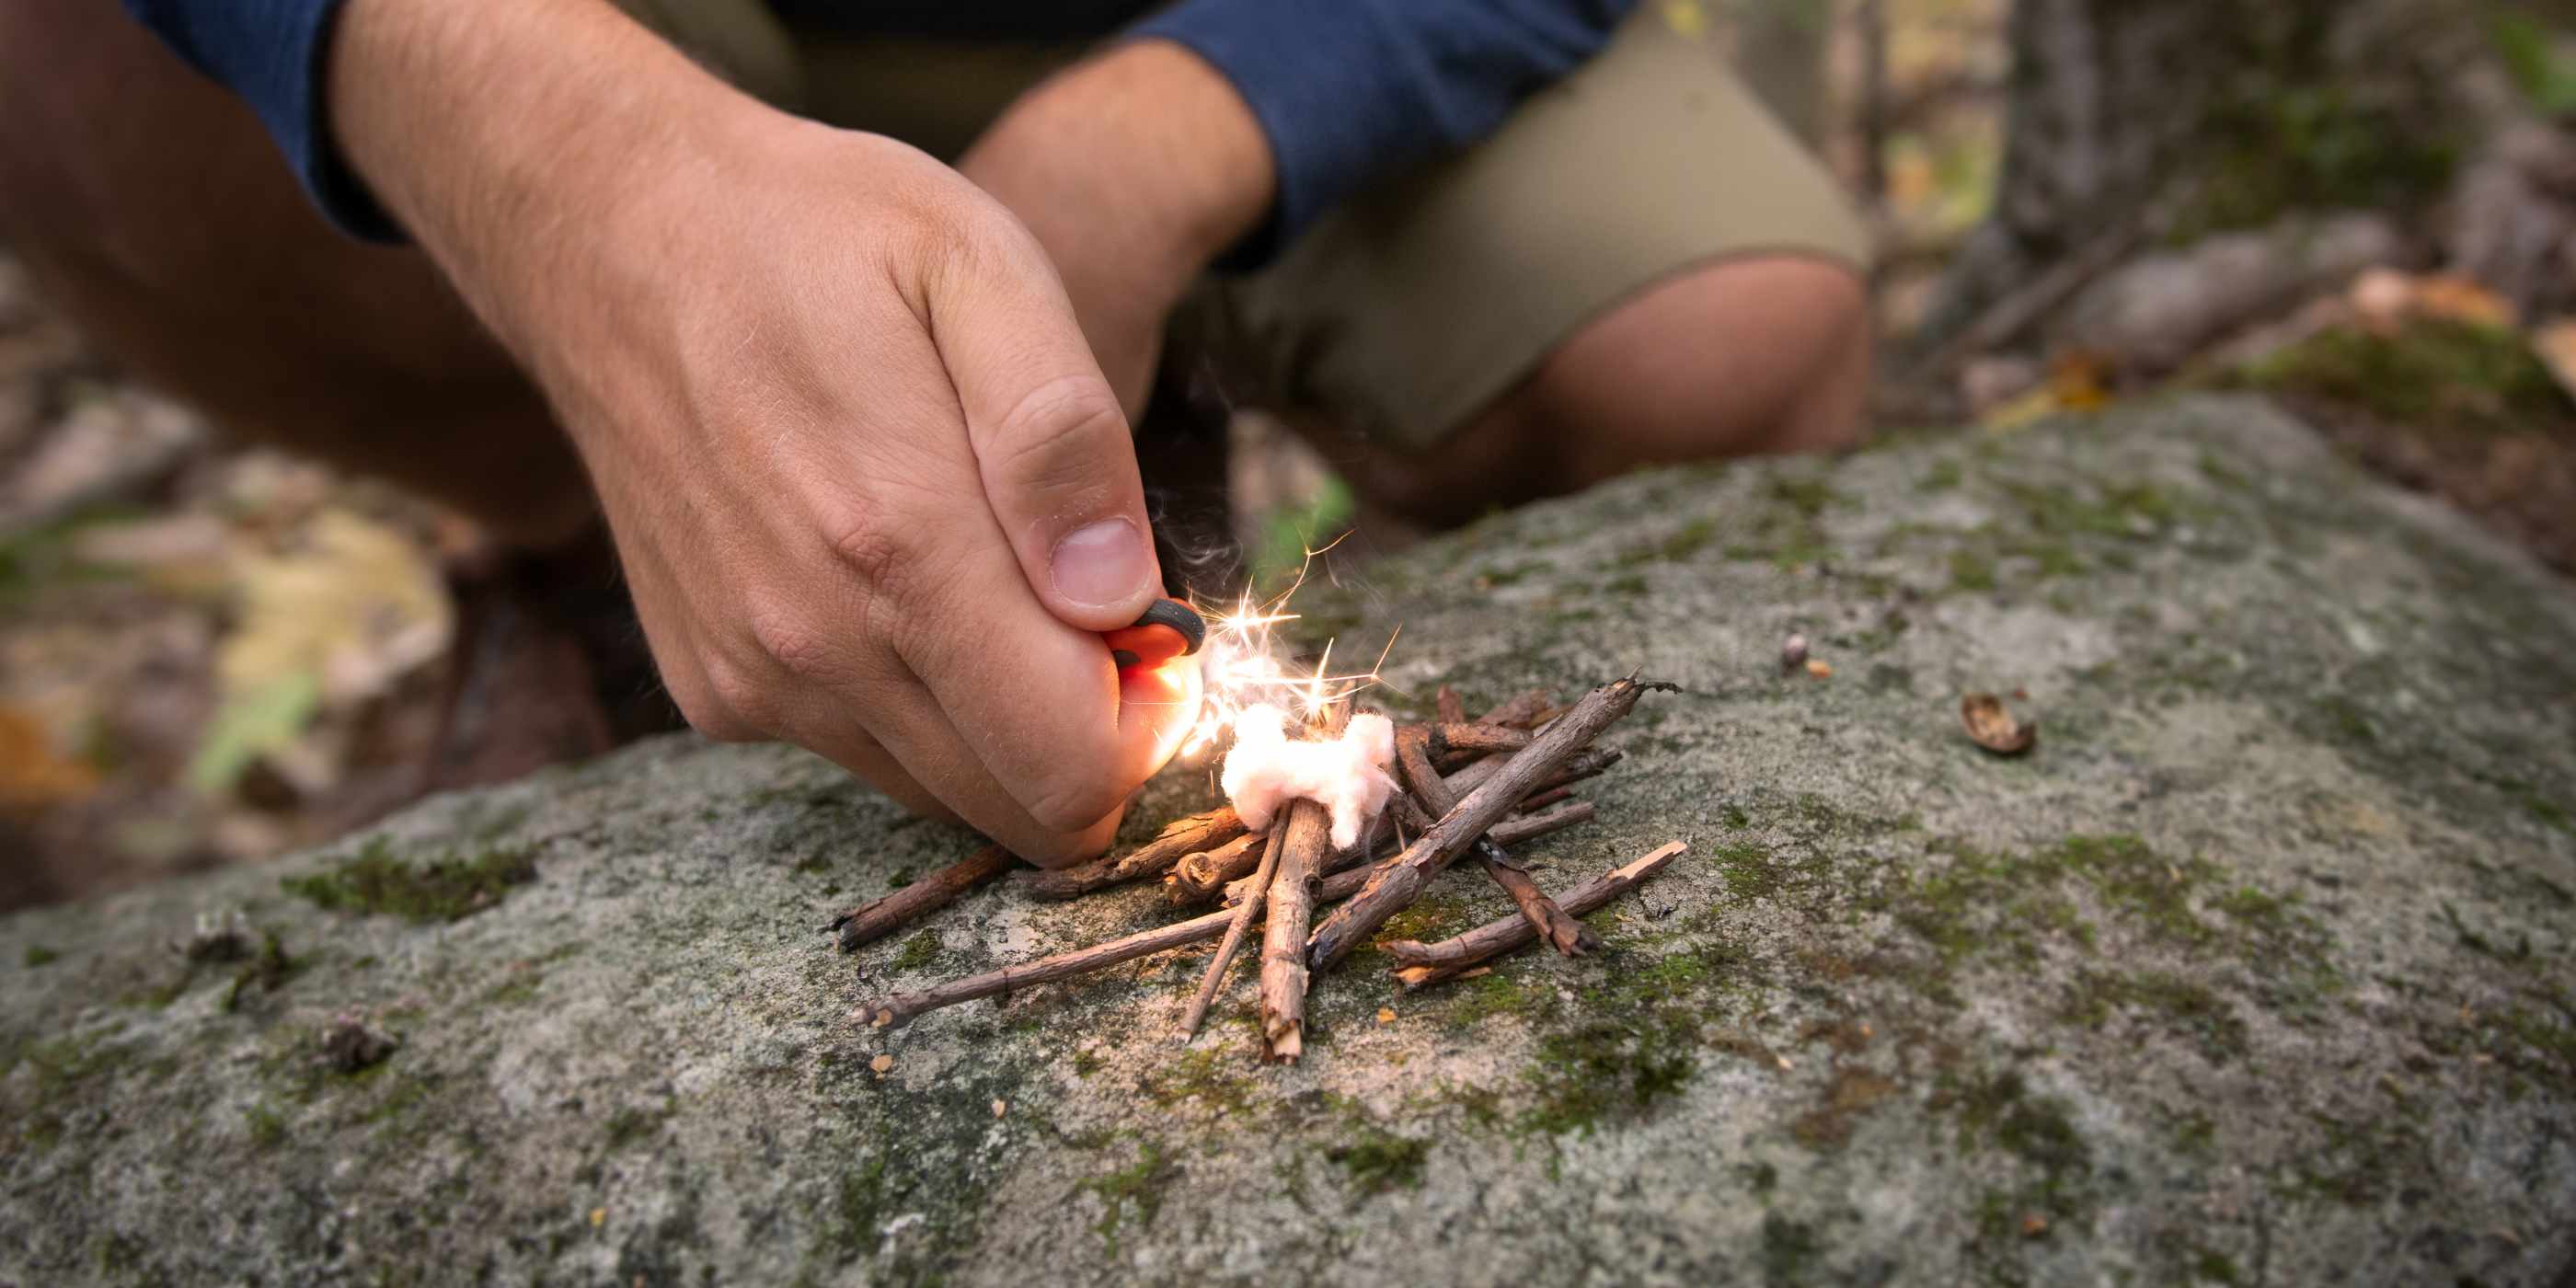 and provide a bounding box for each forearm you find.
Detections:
[961,40,1271,285]
[327,0,769,351]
